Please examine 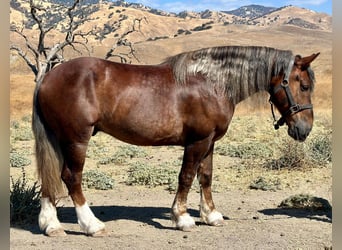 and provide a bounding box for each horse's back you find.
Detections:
[37,57,231,146]
[37,57,181,144]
